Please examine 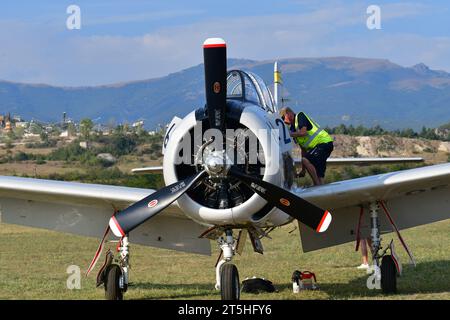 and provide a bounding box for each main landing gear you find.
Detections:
[97,236,130,300]
[368,202,404,294]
